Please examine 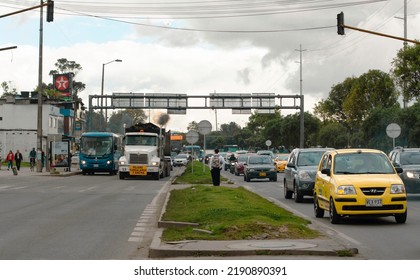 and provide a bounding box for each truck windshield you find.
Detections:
[81,136,113,156]
[125,135,157,146]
